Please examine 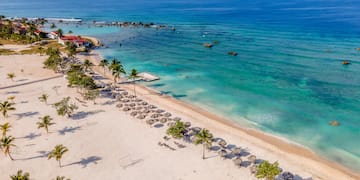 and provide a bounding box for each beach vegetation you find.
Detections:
[0,135,16,160]
[111,61,126,84]
[65,42,77,58]
[0,20,41,44]
[129,68,139,96]
[68,30,73,34]
[57,28,63,38]
[0,101,16,118]
[99,59,109,75]
[83,89,100,104]
[7,96,15,103]
[37,115,55,134]
[44,48,63,72]
[10,170,30,180]
[66,64,97,90]
[53,97,78,118]
[0,122,11,137]
[82,59,94,72]
[38,94,49,105]
[255,160,280,180]
[48,144,68,167]
[50,23,57,29]
[0,48,16,55]
[166,120,186,139]
[55,176,71,180]
[194,129,213,159]
[7,73,16,81]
